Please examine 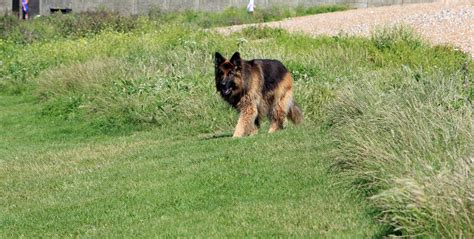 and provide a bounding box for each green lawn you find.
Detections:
[1,9,471,237]
[0,95,382,237]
